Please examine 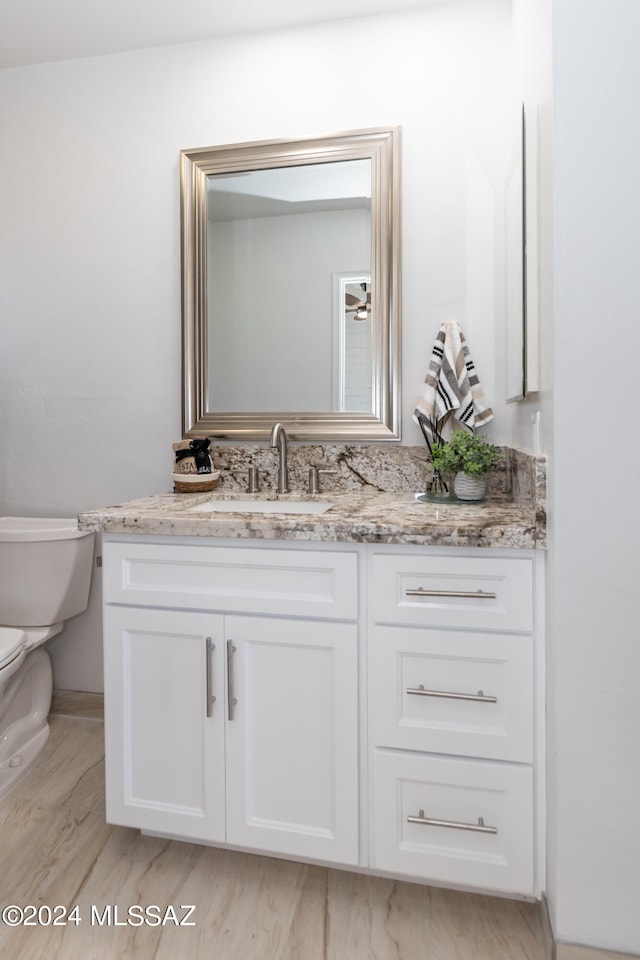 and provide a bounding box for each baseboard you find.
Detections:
[51,688,104,721]
[537,896,554,960]
[539,899,639,960]
[555,947,639,960]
